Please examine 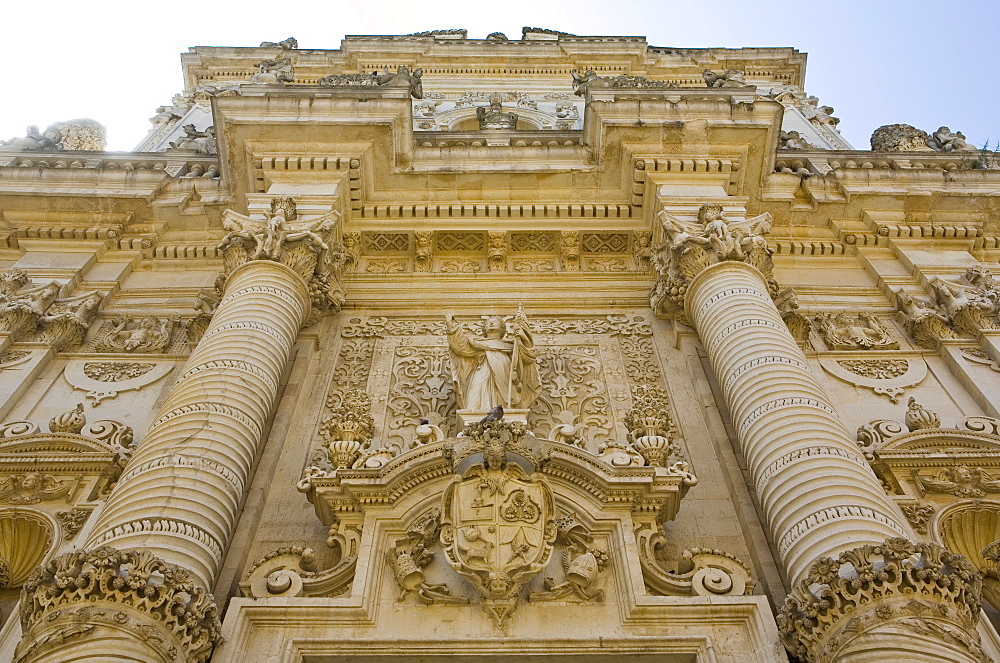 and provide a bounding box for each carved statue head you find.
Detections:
[482,316,505,340]
[486,571,513,596]
[270,196,297,222]
[697,203,724,224]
